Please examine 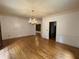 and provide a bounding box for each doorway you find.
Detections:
[0,24,3,49]
[36,24,41,36]
[49,22,56,40]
